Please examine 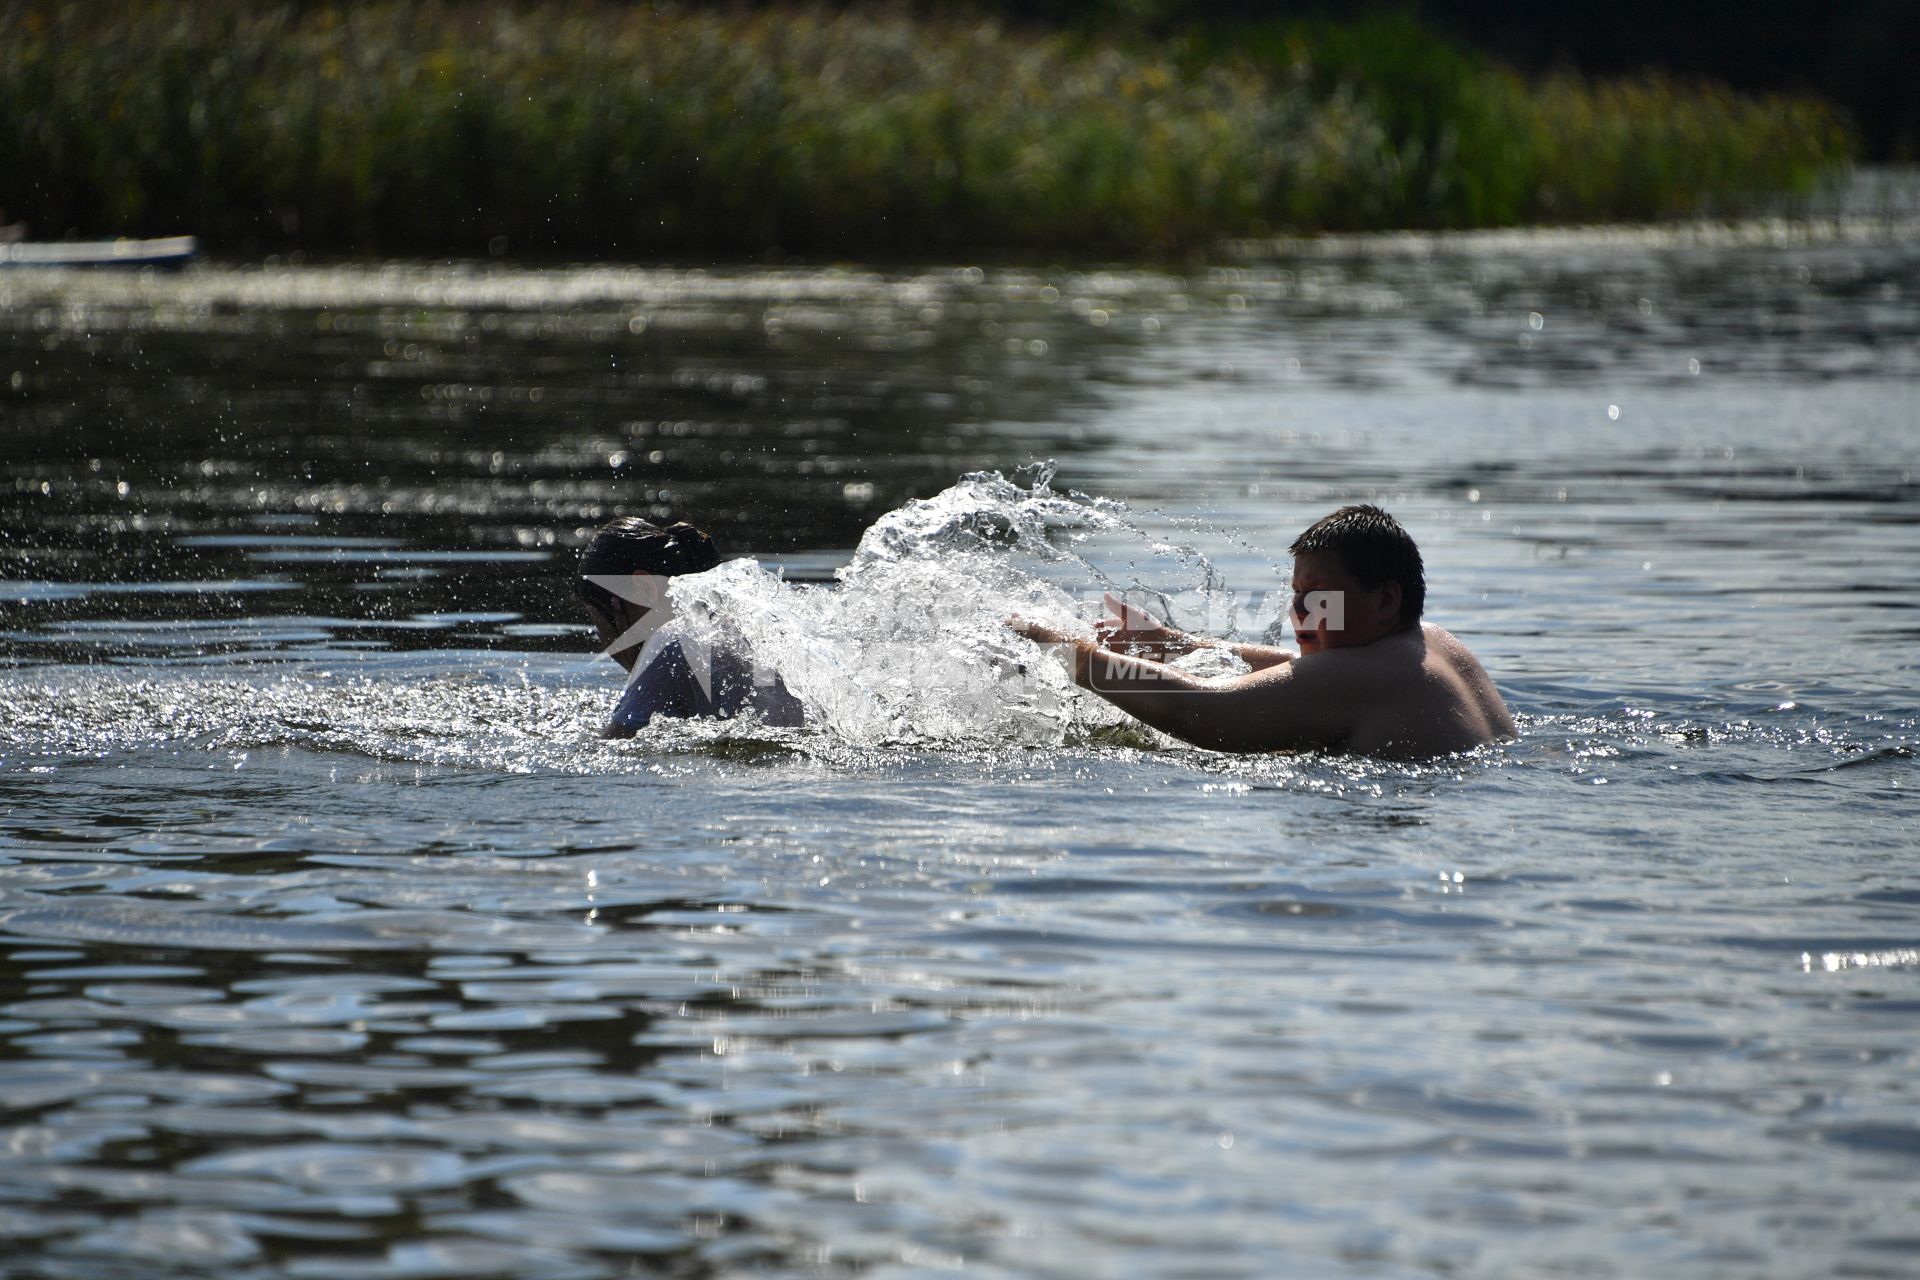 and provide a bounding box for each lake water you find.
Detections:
[1,191,1917,1278]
